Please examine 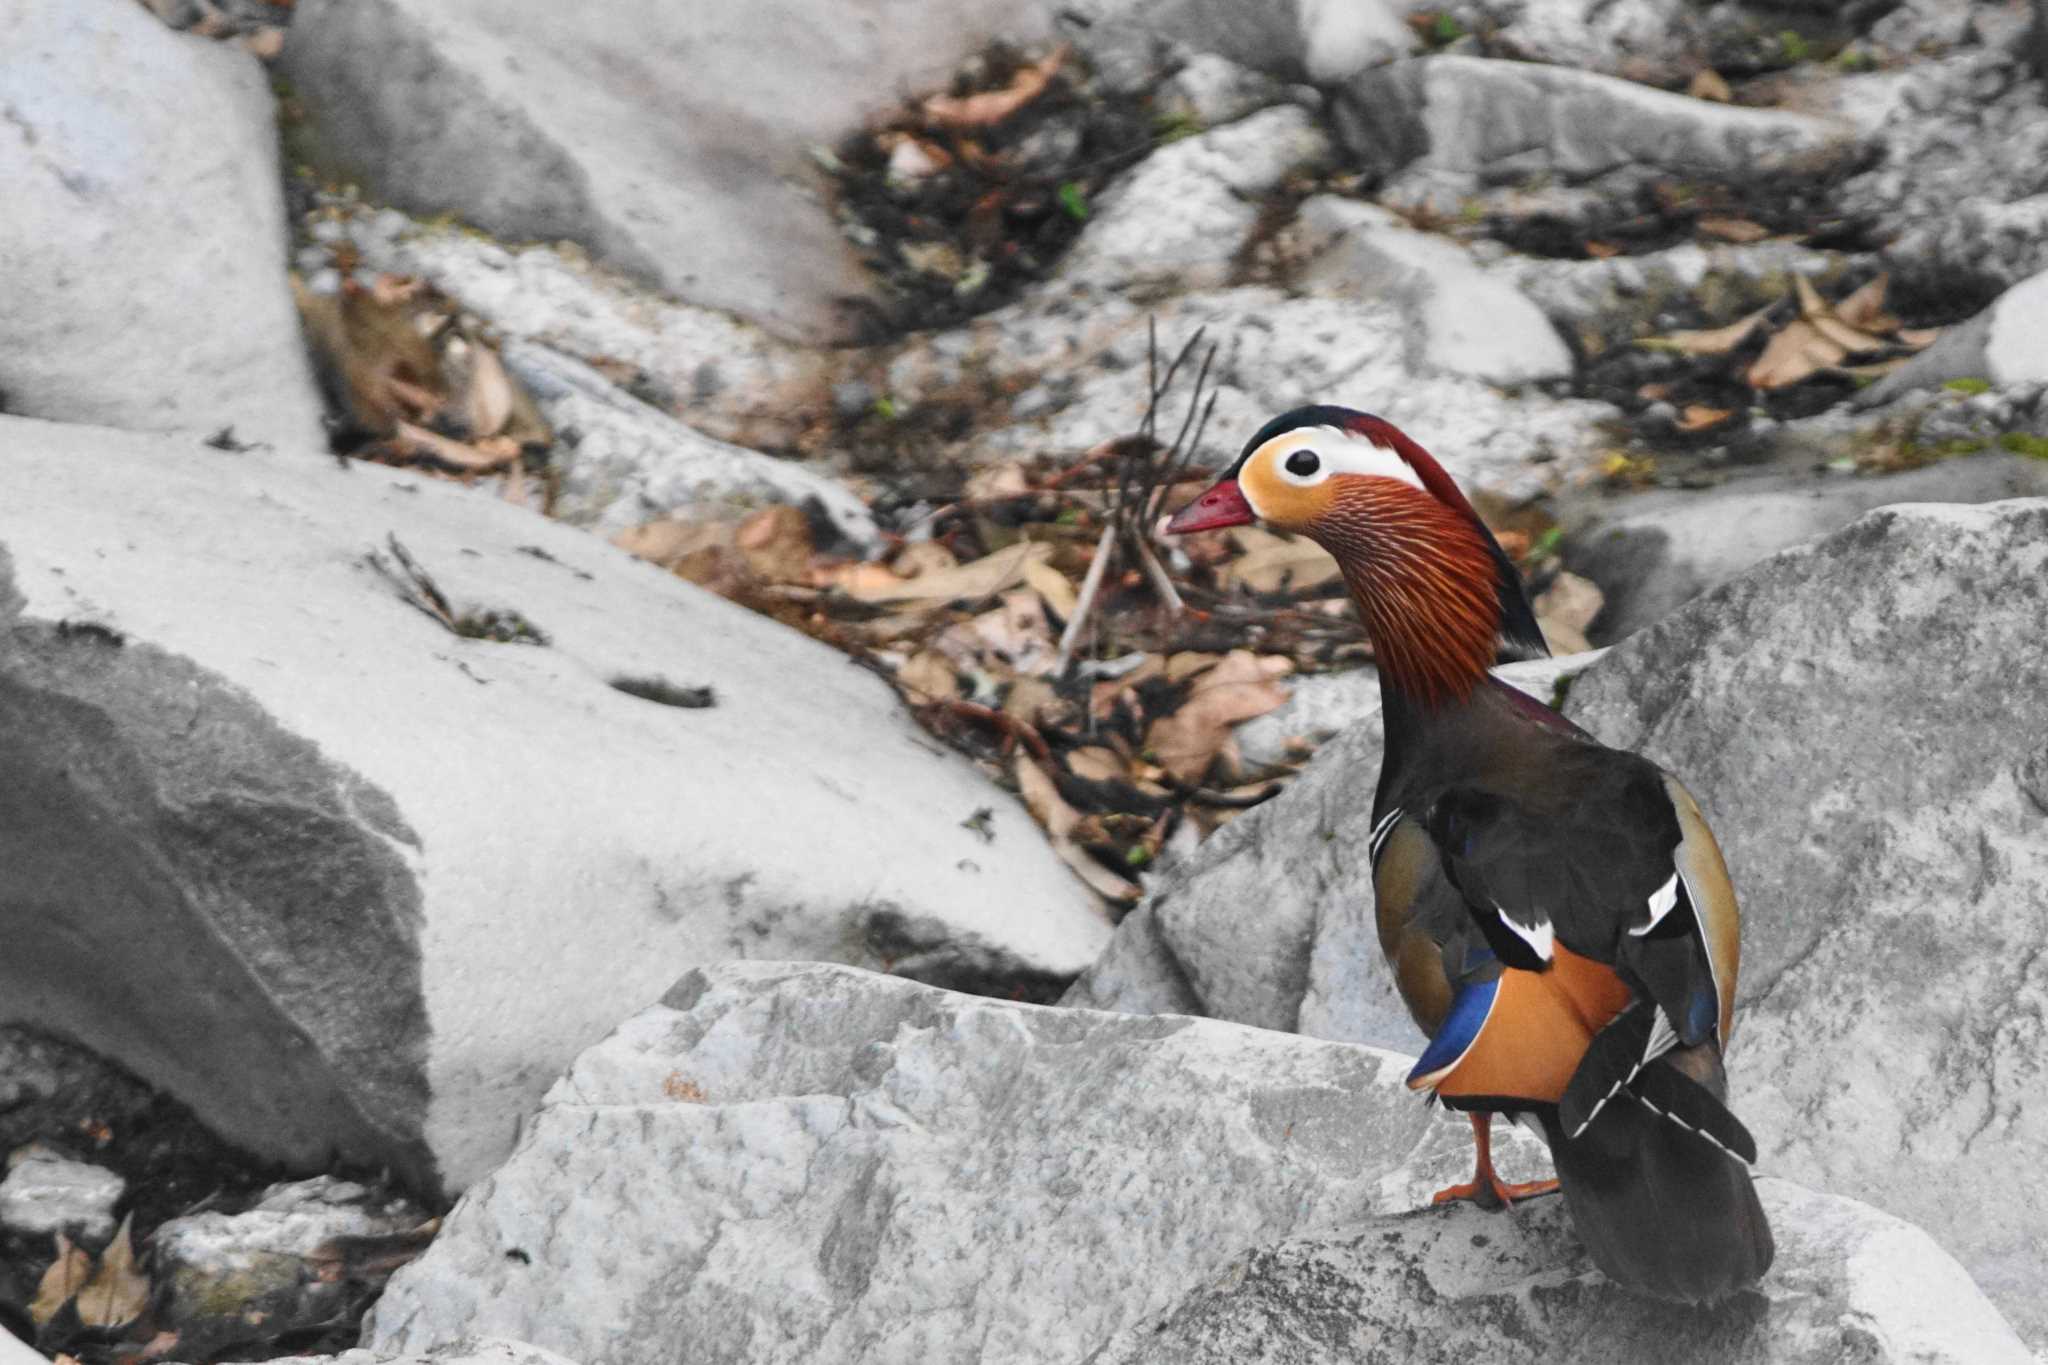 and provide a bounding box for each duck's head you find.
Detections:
[1166,405,1546,705]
